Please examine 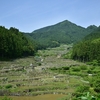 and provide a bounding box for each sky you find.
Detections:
[0,0,100,32]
